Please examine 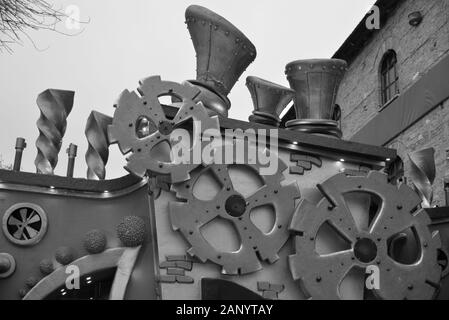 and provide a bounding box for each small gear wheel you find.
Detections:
[108,75,220,183]
[289,171,441,300]
[169,144,300,274]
